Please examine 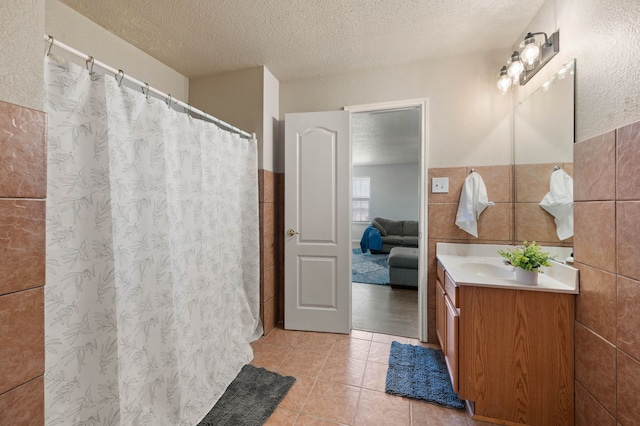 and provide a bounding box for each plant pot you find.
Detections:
[515,267,538,285]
